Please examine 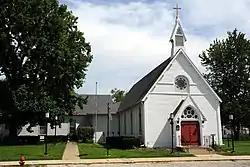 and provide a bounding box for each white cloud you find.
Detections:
[62,0,250,94]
